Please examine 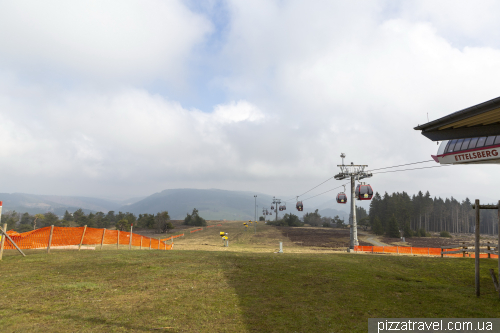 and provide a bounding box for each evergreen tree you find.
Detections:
[386,215,400,238]
[183,208,206,226]
[42,212,60,227]
[373,217,384,235]
[63,210,74,222]
[403,221,413,238]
